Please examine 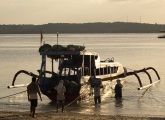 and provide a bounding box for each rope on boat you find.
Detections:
[0,90,27,100]
[139,85,152,98]
[64,84,89,109]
